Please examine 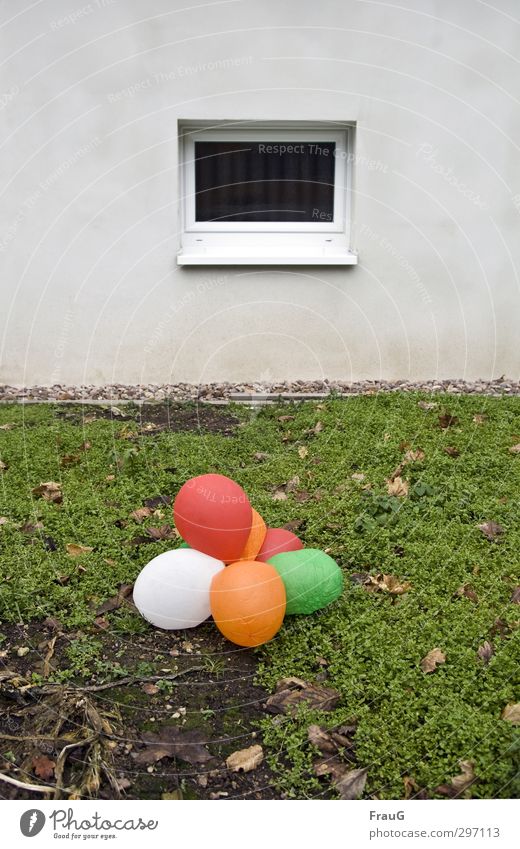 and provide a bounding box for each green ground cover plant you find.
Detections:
[0,395,518,799]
